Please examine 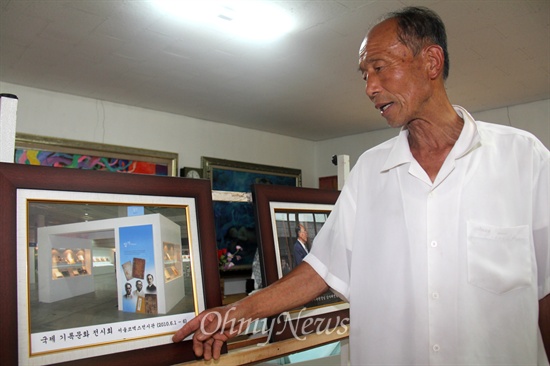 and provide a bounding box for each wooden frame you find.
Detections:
[201,156,302,190]
[15,133,178,177]
[201,157,301,272]
[252,184,349,342]
[0,162,221,366]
